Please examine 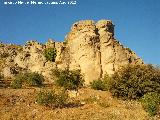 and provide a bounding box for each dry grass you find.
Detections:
[0,88,159,120]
